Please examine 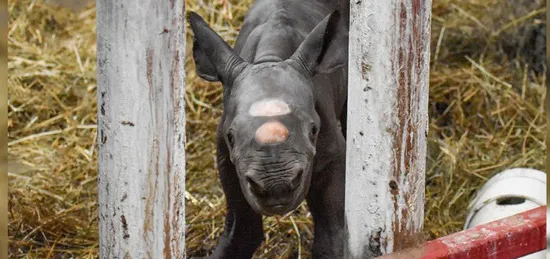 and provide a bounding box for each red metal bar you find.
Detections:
[377,206,547,259]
